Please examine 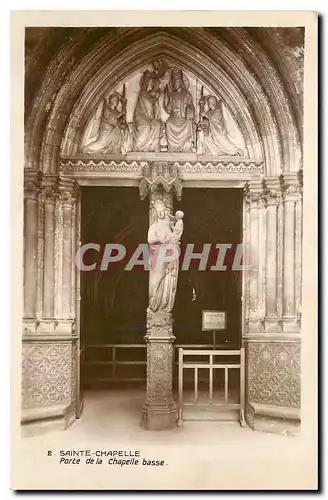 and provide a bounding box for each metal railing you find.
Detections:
[177,348,246,427]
